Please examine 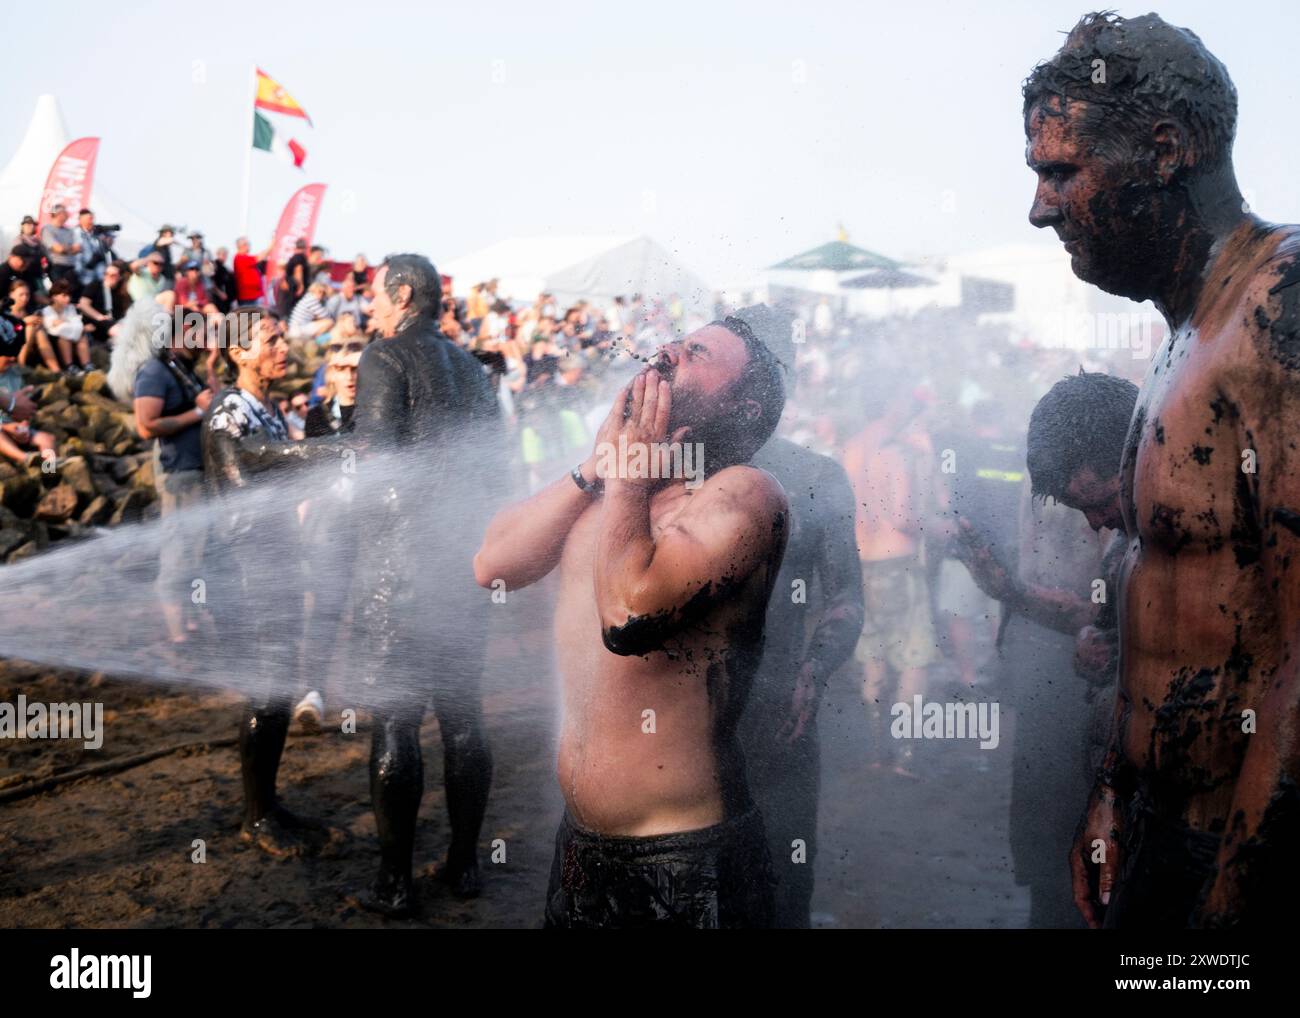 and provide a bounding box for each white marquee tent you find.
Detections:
[0,94,157,258]
[441,234,711,312]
